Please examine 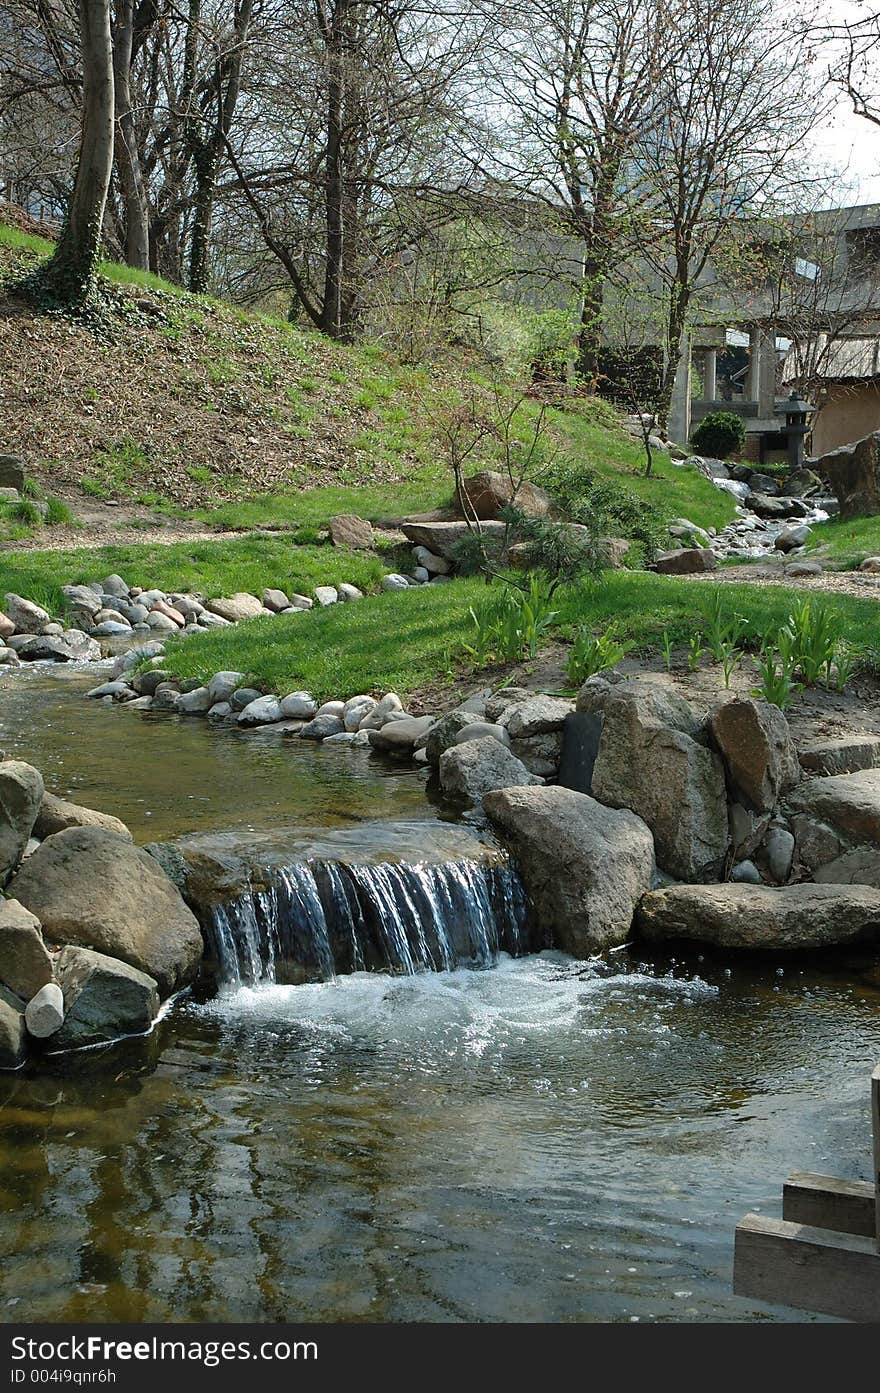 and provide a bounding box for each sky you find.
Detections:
[807,0,880,206]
